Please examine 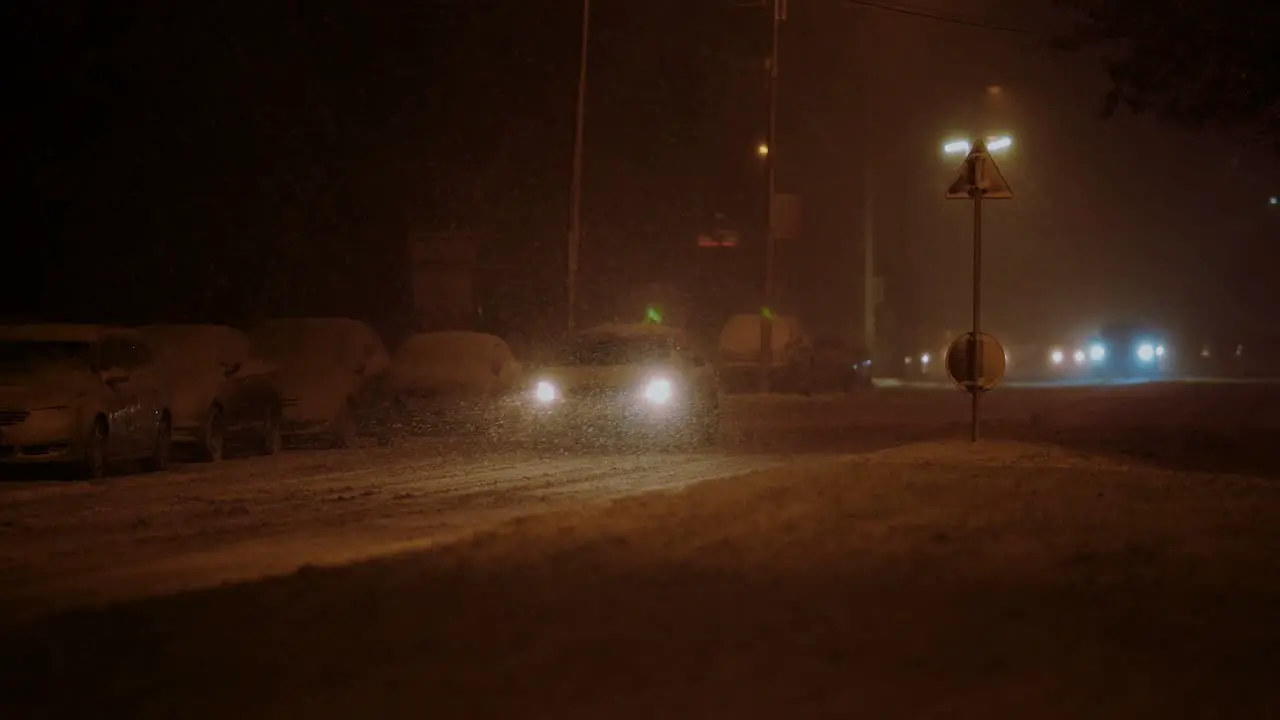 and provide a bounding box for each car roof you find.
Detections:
[0,323,142,343]
[576,323,686,341]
